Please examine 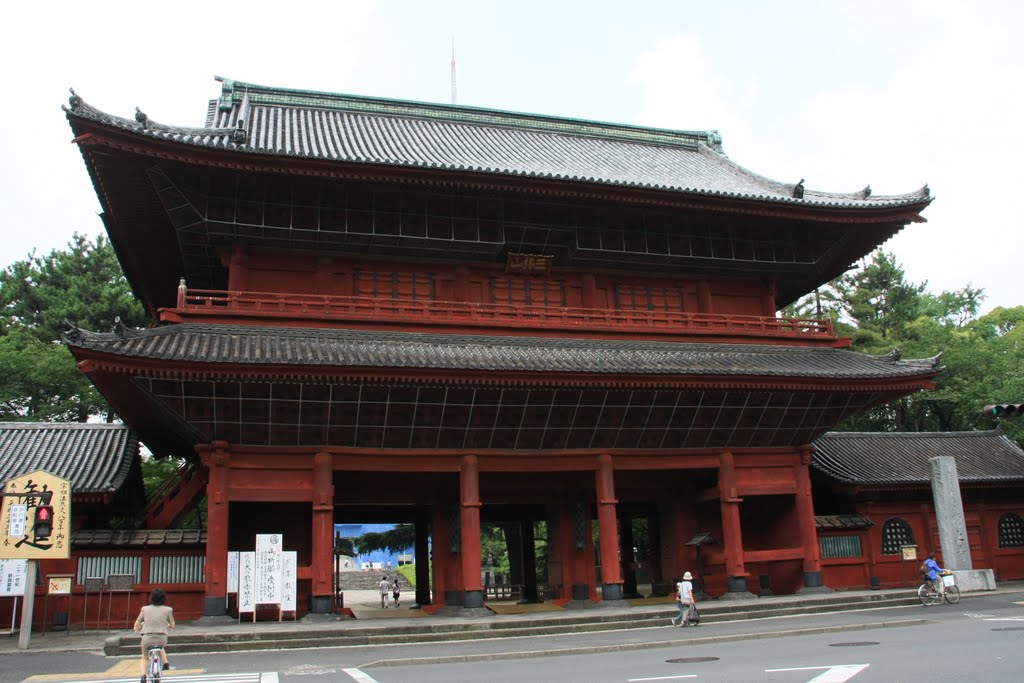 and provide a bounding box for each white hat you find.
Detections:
[683,571,693,580]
